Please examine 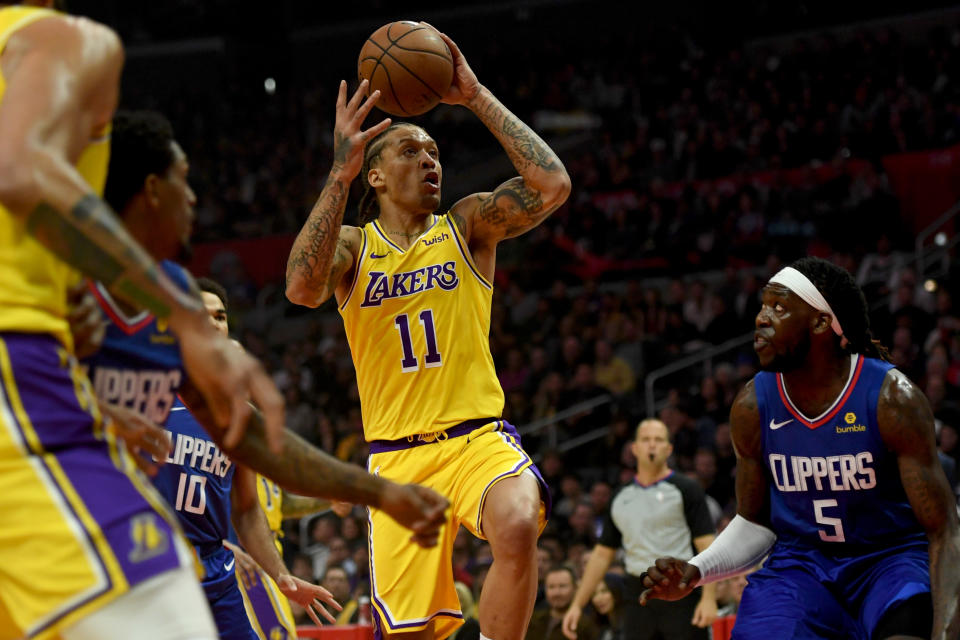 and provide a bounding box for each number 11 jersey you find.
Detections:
[339,213,504,442]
